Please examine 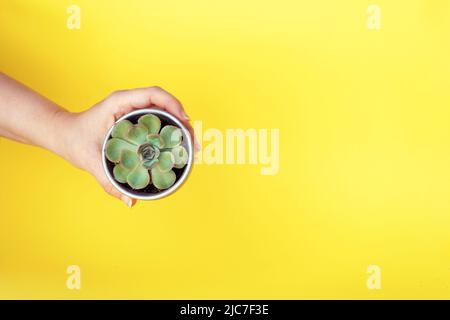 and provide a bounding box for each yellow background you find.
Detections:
[1,0,450,299]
